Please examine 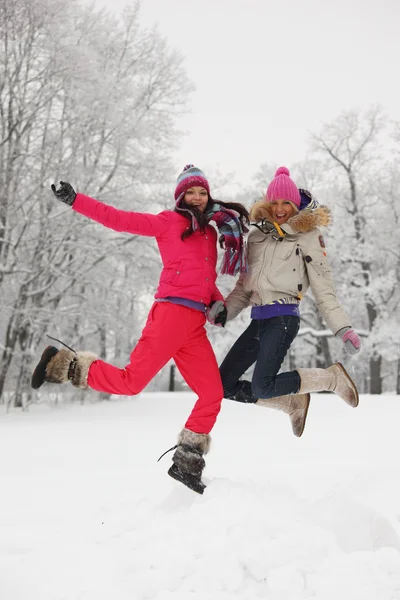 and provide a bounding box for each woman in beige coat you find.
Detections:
[217,167,361,437]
